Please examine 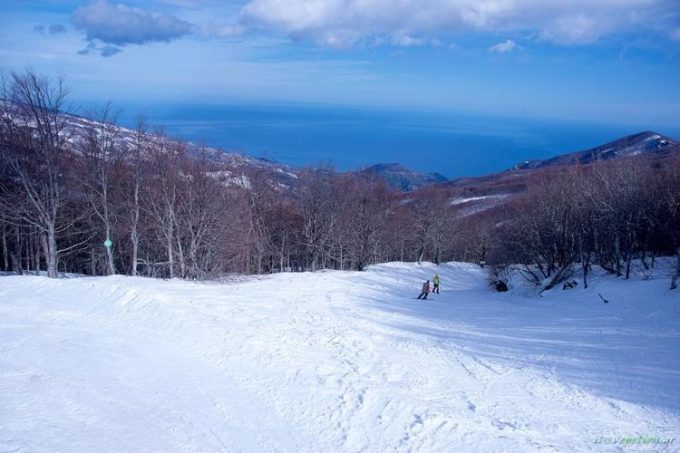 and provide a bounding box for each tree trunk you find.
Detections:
[90,248,97,276]
[541,264,573,292]
[34,231,41,275]
[188,237,199,279]
[130,226,139,277]
[105,242,115,275]
[582,251,590,289]
[417,247,425,265]
[130,184,140,276]
[46,225,58,278]
[14,228,23,274]
[1,223,8,271]
[11,252,23,275]
[41,233,48,275]
[167,223,175,279]
[583,263,588,289]
[104,213,116,275]
[176,234,186,278]
[614,234,622,276]
[640,249,649,270]
[671,247,680,290]
[279,236,285,273]
[26,238,33,273]
[103,219,115,275]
